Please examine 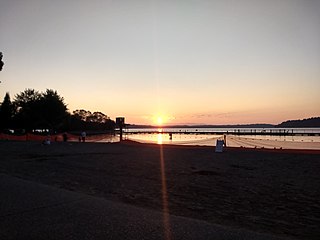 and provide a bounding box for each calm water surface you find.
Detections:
[122,127,320,148]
